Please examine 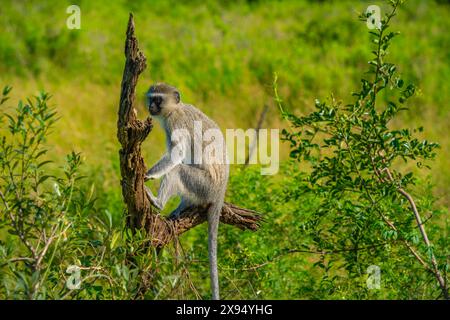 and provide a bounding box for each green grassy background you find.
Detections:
[0,0,449,299]
[1,0,449,204]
